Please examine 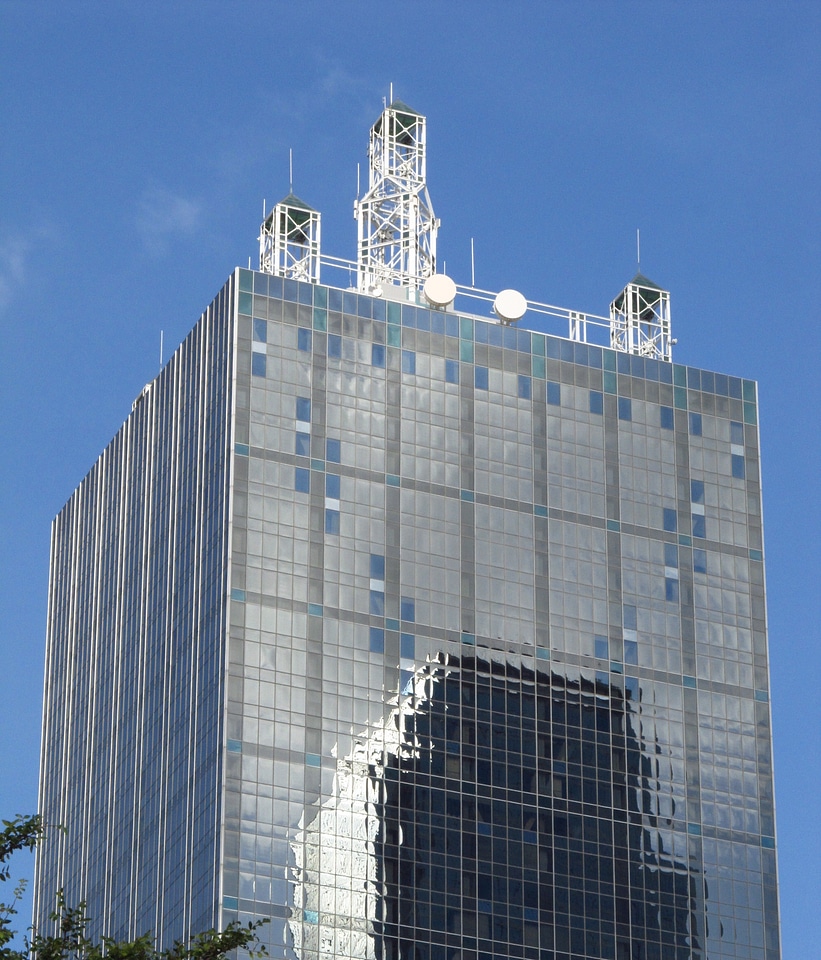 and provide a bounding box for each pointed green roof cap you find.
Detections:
[389,99,420,116]
[628,272,664,291]
[276,191,317,212]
